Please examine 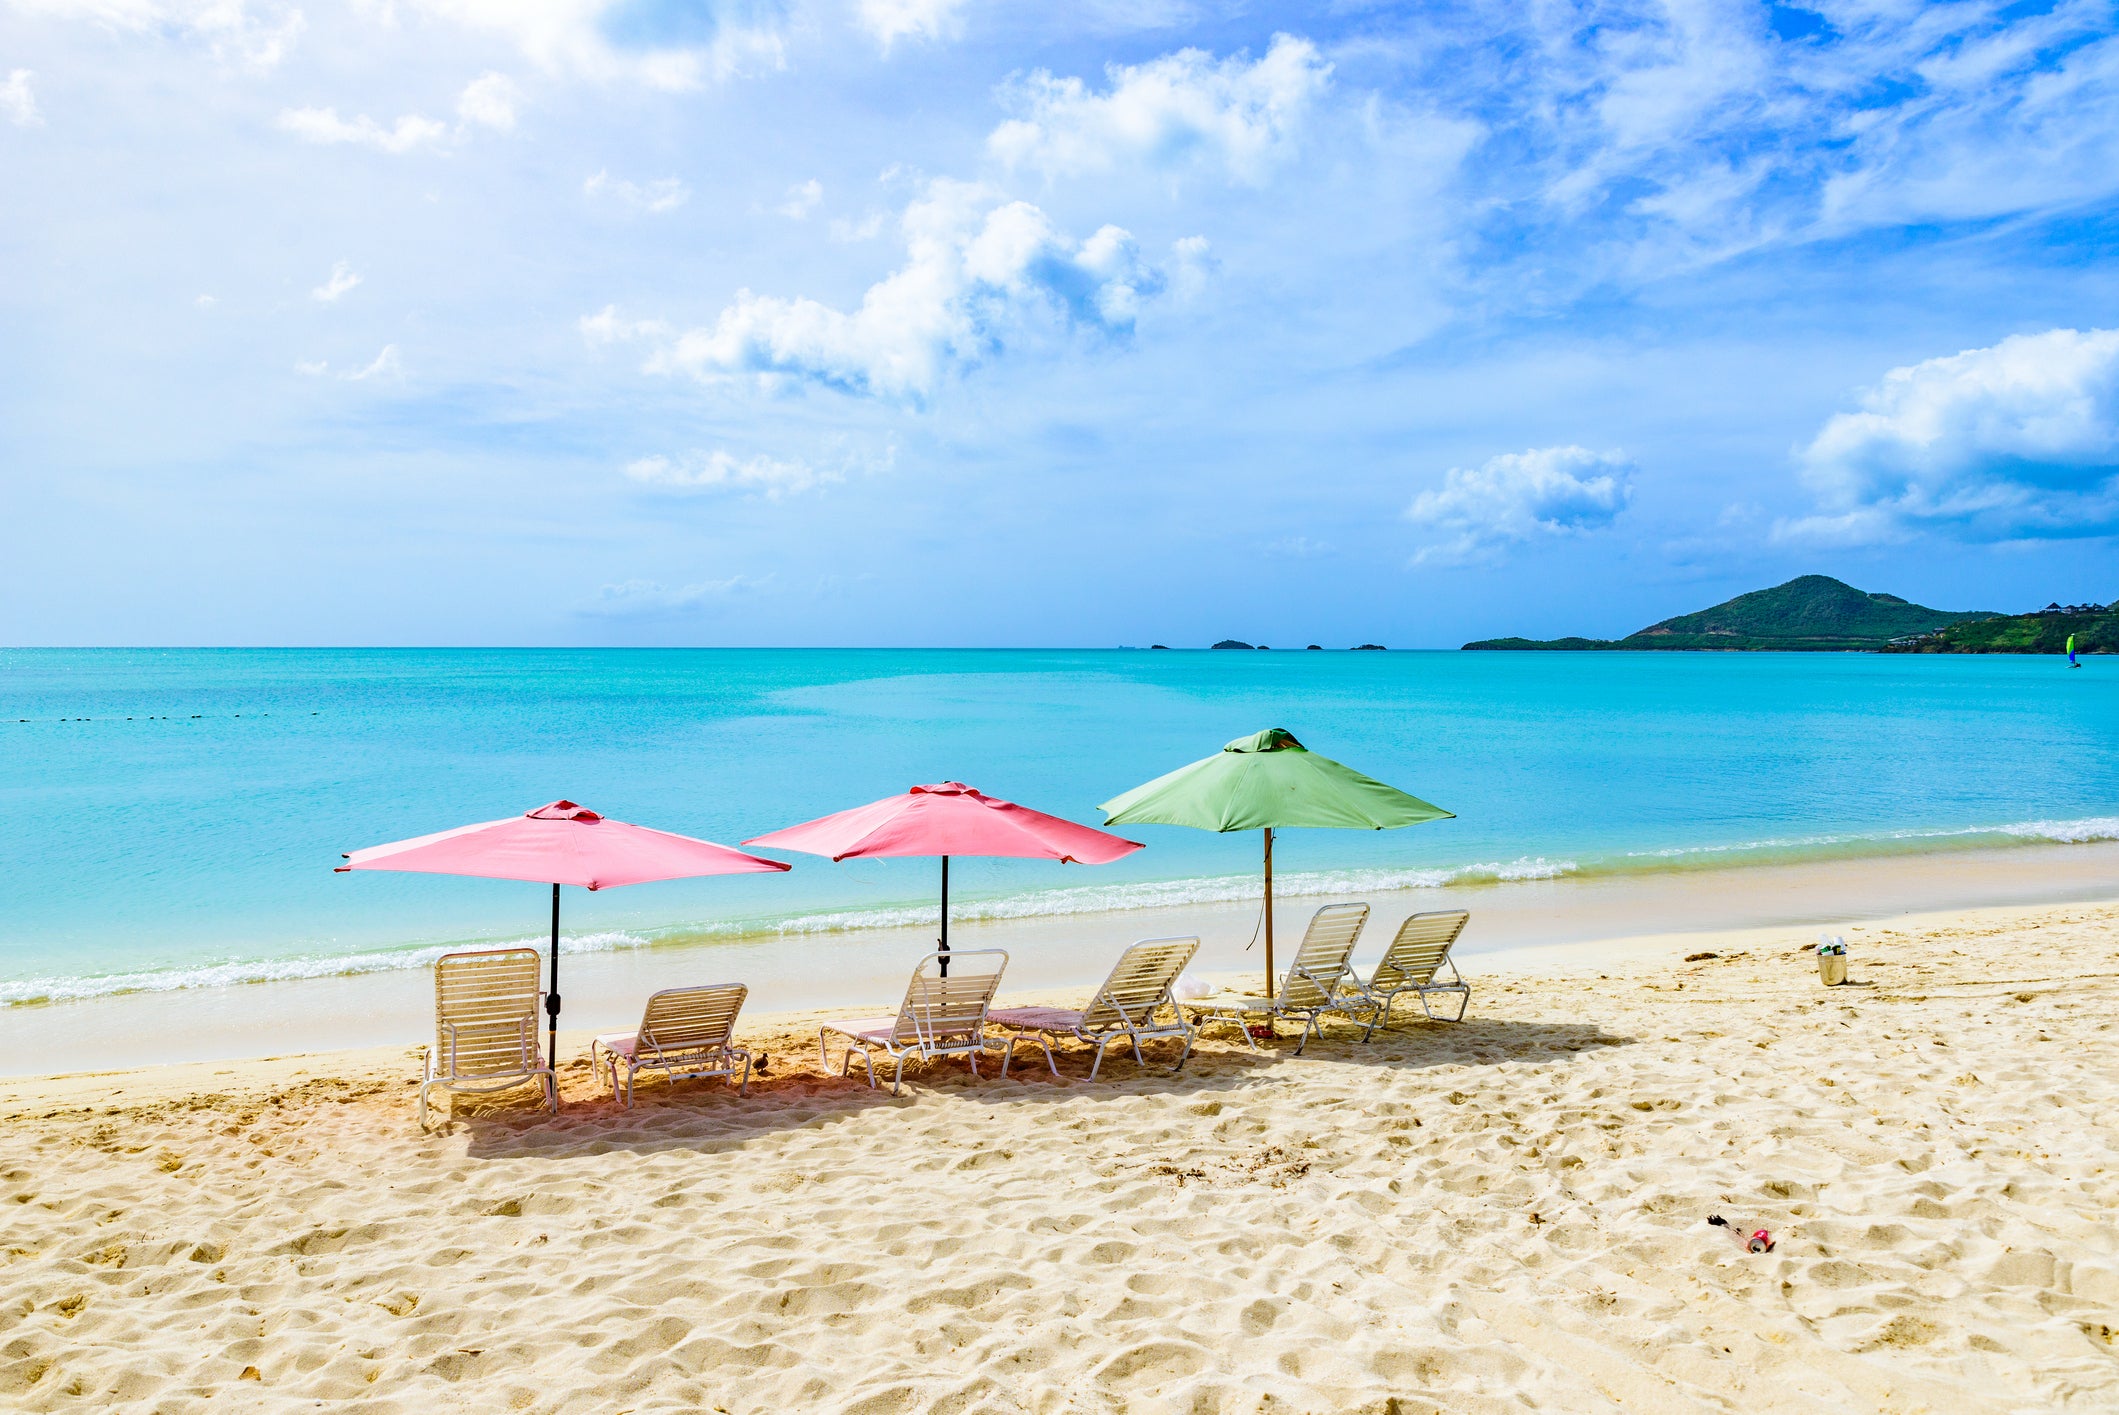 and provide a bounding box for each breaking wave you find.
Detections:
[7,816,2116,1006]
[752,857,1580,936]
[0,930,652,1008]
